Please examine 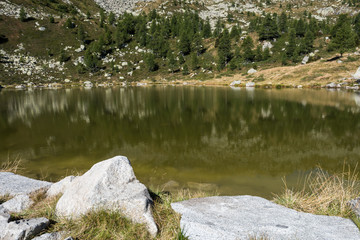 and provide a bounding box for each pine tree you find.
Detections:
[242,36,255,62]
[115,25,128,48]
[191,33,204,55]
[49,16,55,23]
[295,18,306,37]
[279,12,288,33]
[286,28,296,57]
[77,24,86,42]
[259,14,279,40]
[167,51,177,72]
[19,7,26,22]
[213,18,222,37]
[182,64,189,75]
[263,47,271,60]
[178,53,185,65]
[255,45,263,62]
[179,32,191,55]
[328,19,357,56]
[108,12,115,25]
[217,29,232,70]
[191,52,198,70]
[100,10,105,28]
[230,25,240,40]
[202,18,212,38]
[84,48,100,72]
[145,53,158,72]
[302,29,314,54]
